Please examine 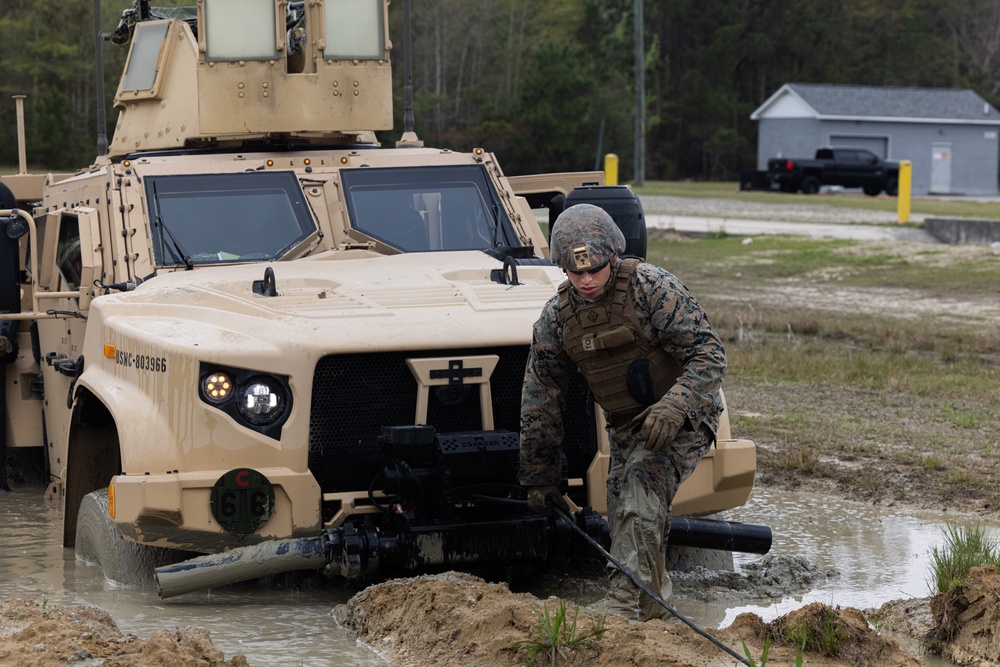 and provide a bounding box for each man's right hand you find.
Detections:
[526,485,570,516]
